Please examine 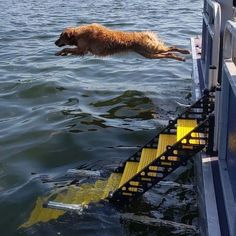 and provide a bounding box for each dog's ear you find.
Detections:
[63,28,74,39]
